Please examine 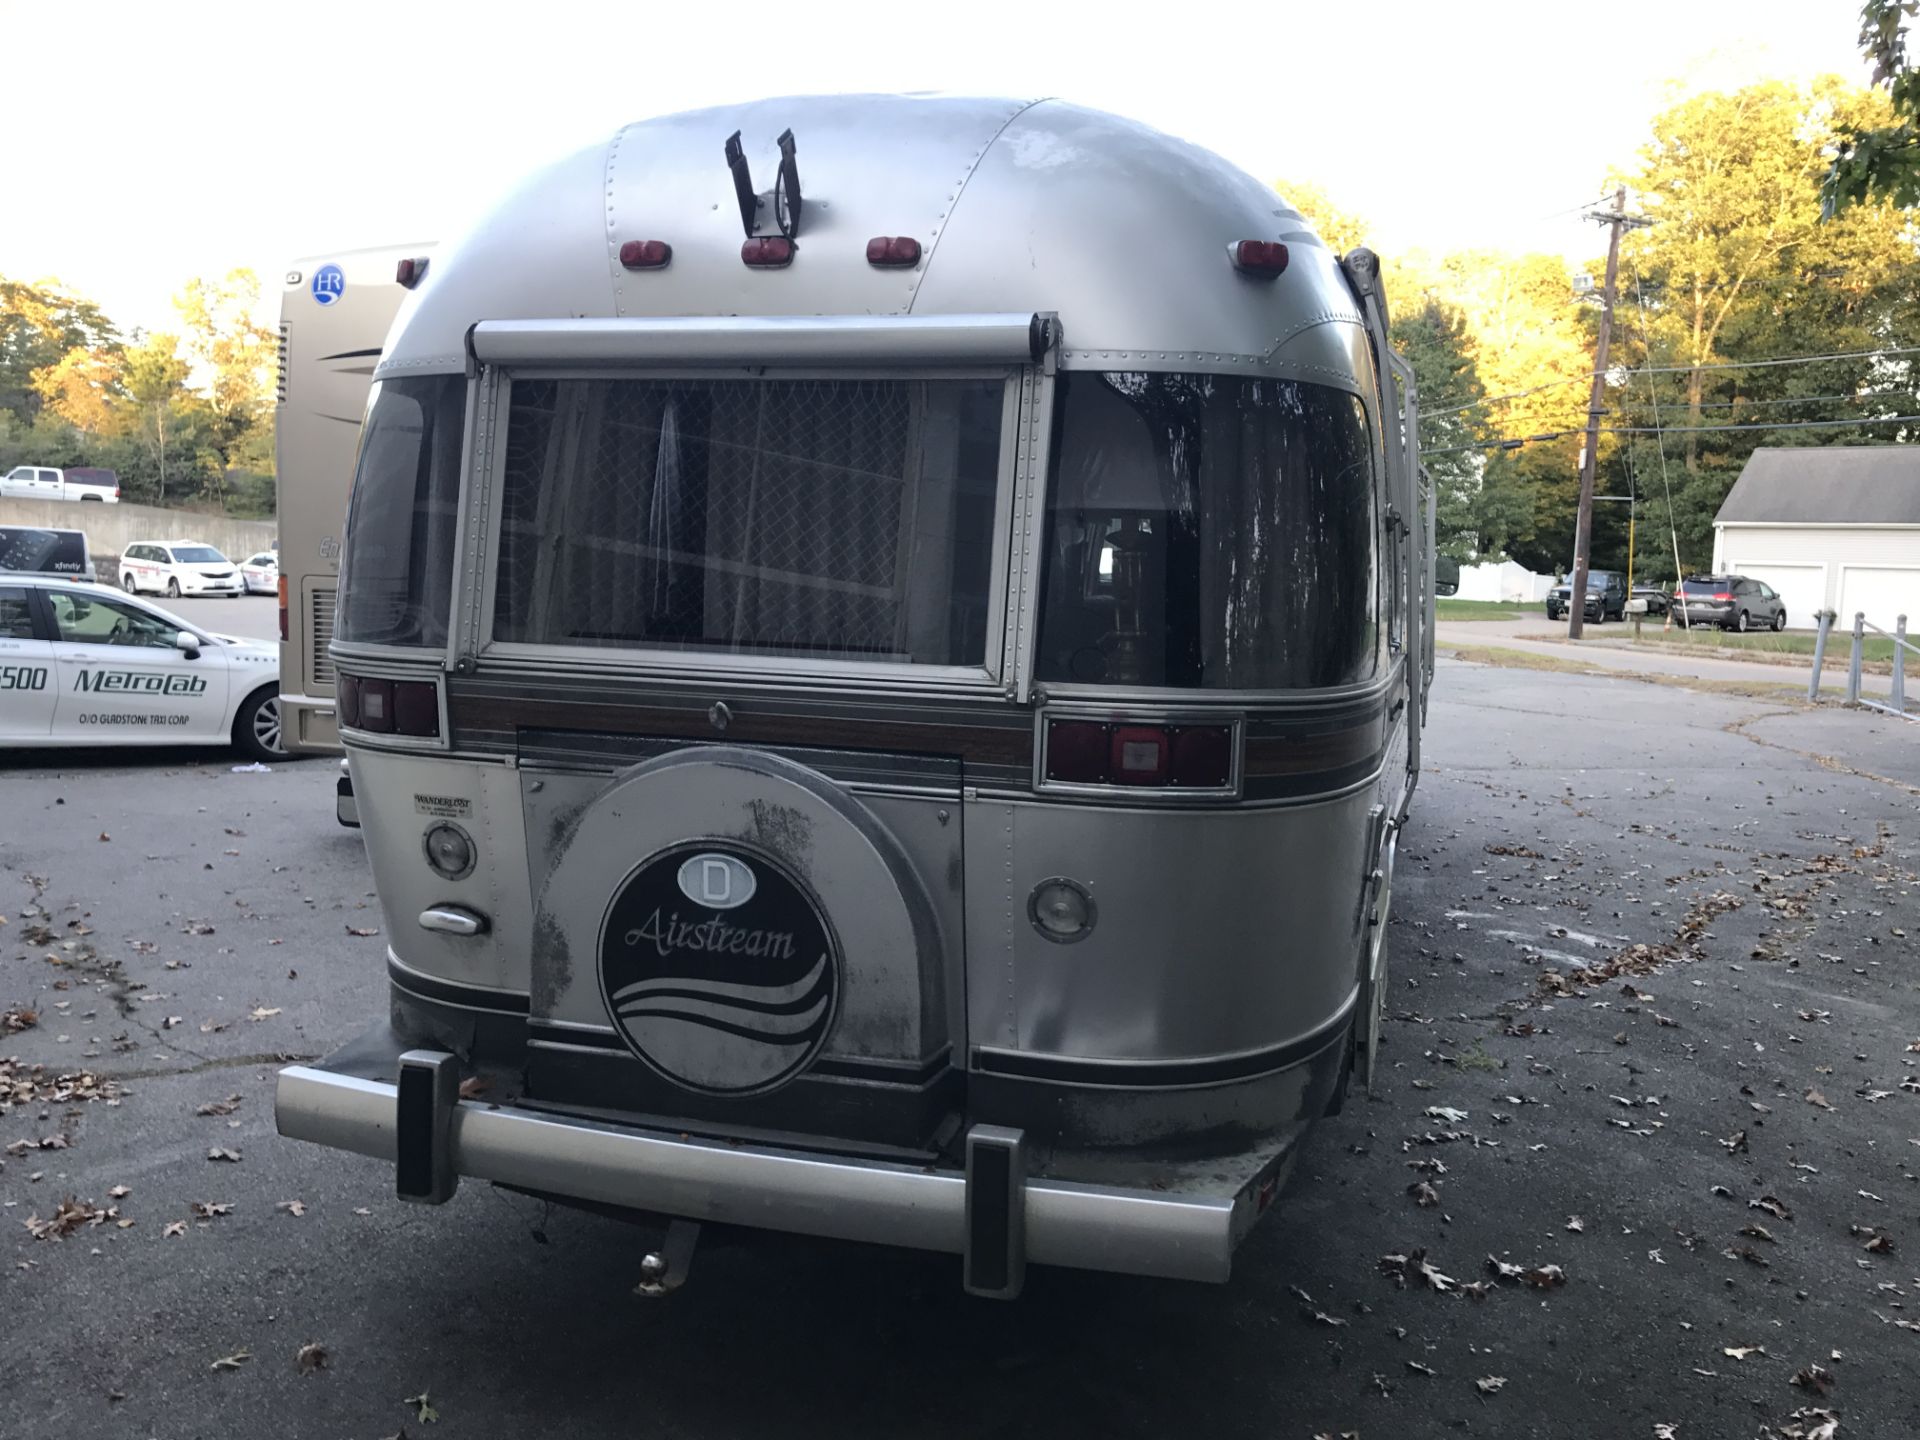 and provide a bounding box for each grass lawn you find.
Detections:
[1626,626,1903,663]
[1436,598,1530,621]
